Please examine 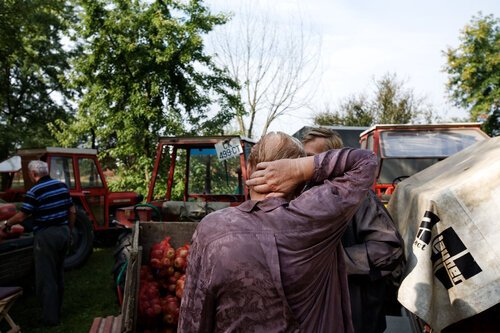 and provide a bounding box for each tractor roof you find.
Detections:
[157,135,256,147]
[360,123,485,137]
[16,147,98,156]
